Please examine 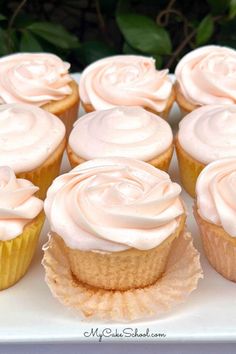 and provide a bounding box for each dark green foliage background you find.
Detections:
[0,0,236,71]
